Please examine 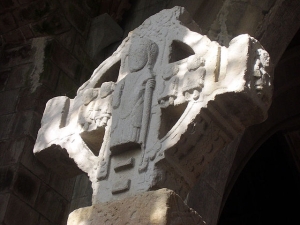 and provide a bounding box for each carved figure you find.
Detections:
[95,82,115,127]
[182,56,206,100]
[253,48,272,104]
[78,88,98,131]
[78,82,114,131]
[159,64,179,108]
[110,38,159,153]
[33,7,273,205]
